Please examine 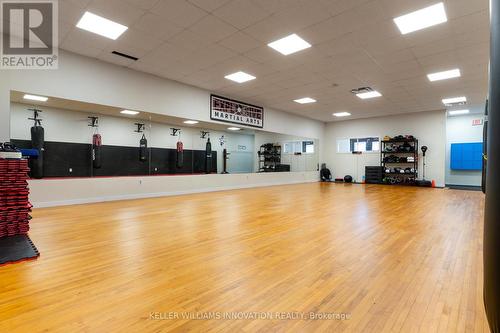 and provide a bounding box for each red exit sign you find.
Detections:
[472,119,483,126]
